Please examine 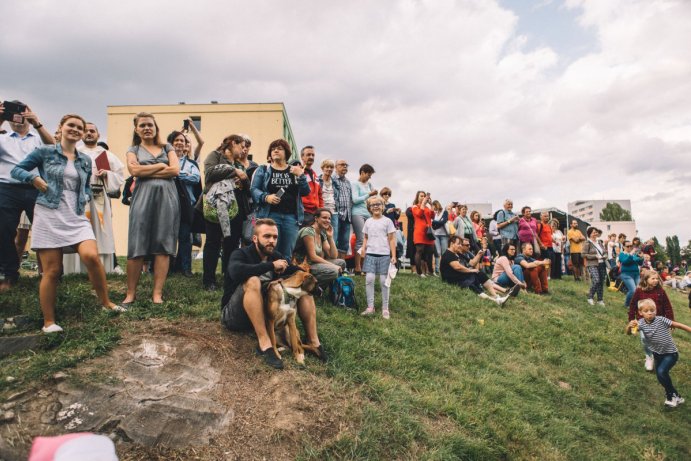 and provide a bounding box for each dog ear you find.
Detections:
[298,259,311,273]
